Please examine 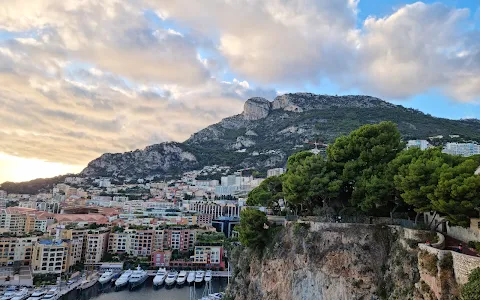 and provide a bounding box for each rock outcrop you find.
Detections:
[226,223,433,300]
[242,97,271,120]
